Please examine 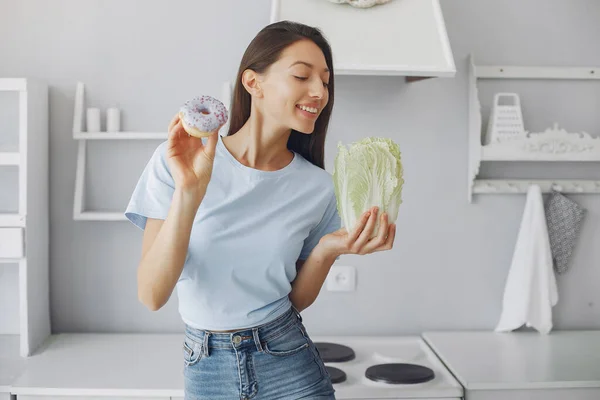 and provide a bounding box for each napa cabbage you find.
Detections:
[333,137,404,238]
